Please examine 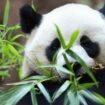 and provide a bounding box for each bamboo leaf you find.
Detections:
[6,81,37,86]
[31,88,38,105]
[8,44,19,57]
[67,91,80,105]
[94,92,105,104]
[37,64,74,75]
[78,94,88,105]
[78,83,97,90]
[80,90,100,104]
[3,0,10,26]
[11,34,24,41]
[11,42,24,49]
[7,24,20,31]
[64,94,69,105]
[63,53,72,71]
[24,75,47,81]
[66,29,79,49]
[56,65,74,75]
[67,49,97,85]
[37,83,52,104]
[55,24,66,48]
[0,84,34,105]
[53,80,70,101]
